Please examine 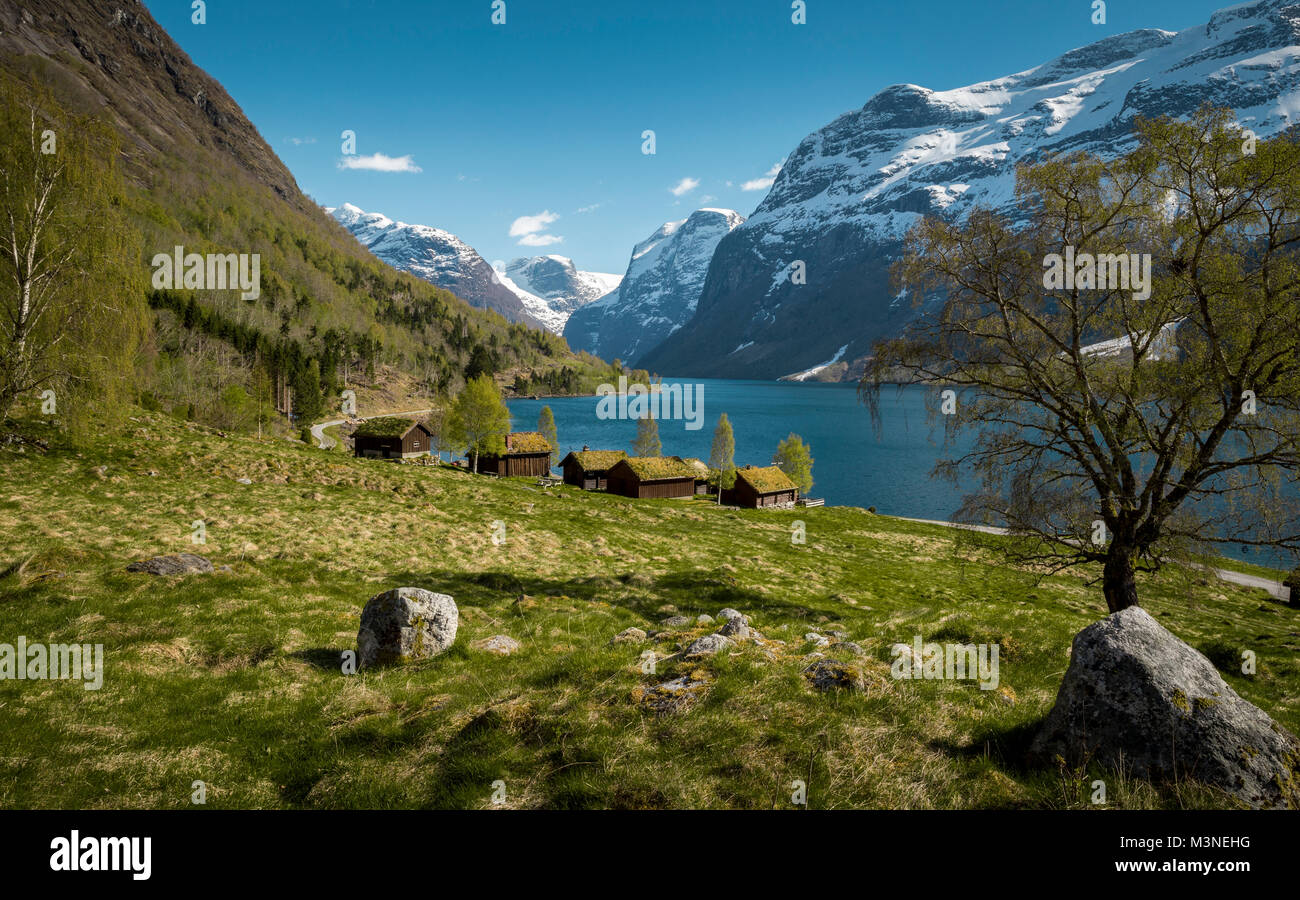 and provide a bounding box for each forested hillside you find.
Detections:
[0,0,615,437]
